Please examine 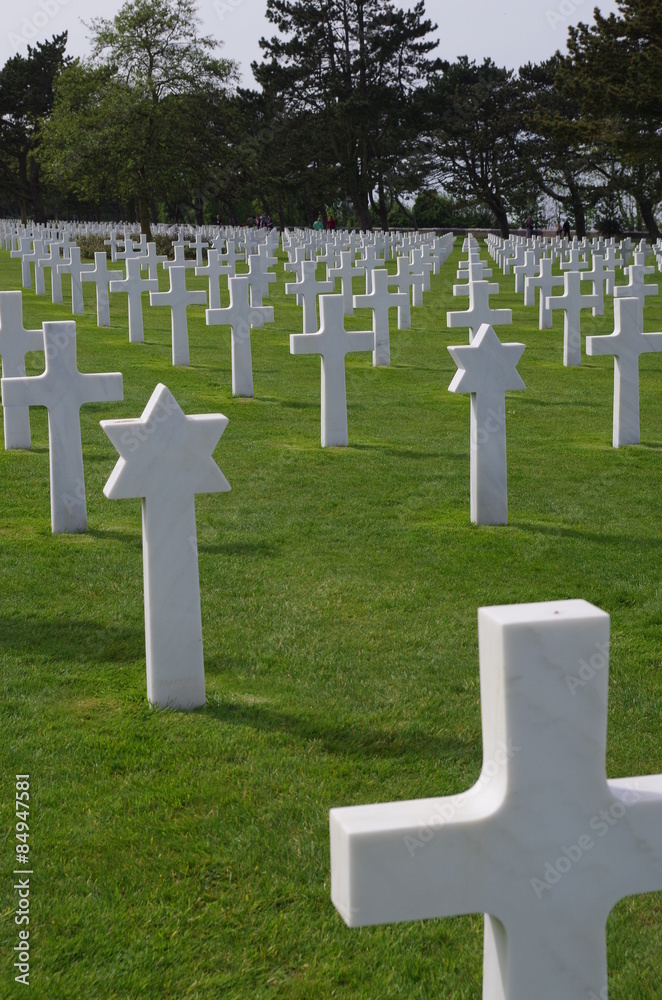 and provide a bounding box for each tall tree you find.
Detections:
[0,33,70,224]
[560,0,662,238]
[39,0,236,235]
[253,0,438,230]
[426,58,527,237]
